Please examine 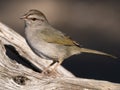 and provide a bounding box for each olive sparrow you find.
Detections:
[21,9,116,73]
